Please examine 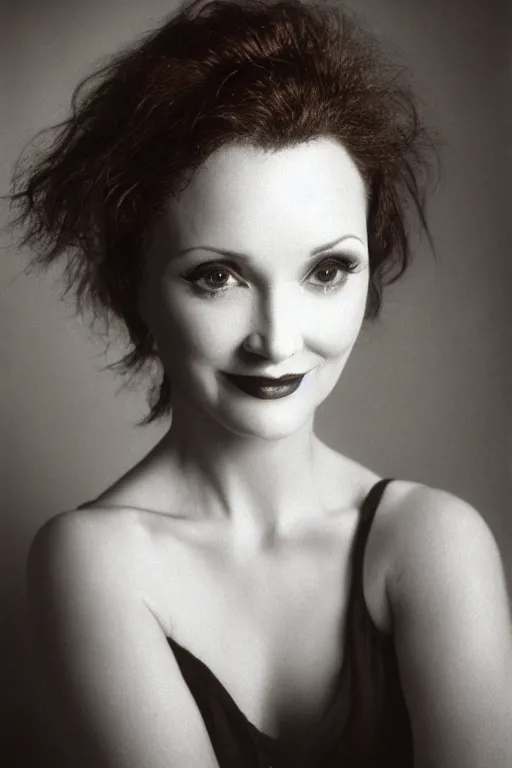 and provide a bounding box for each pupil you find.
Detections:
[207,270,227,285]
[318,267,336,282]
